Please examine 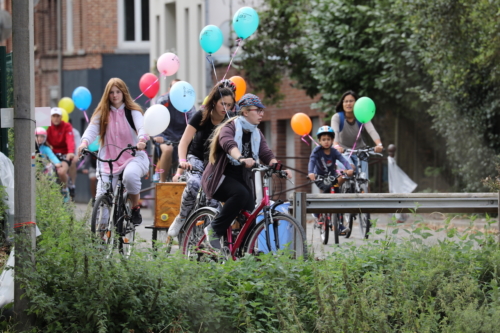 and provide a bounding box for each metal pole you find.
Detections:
[57,0,62,100]
[12,0,36,329]
[0,46,7,155]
